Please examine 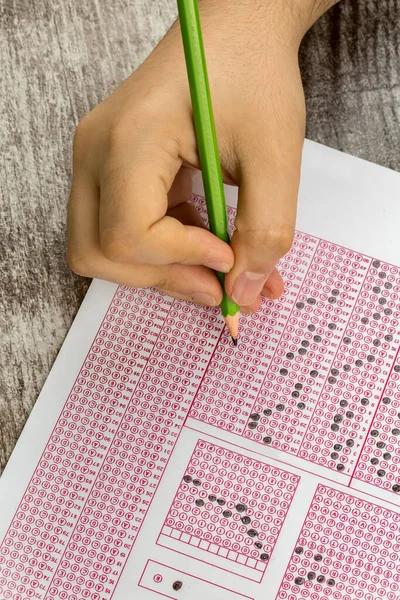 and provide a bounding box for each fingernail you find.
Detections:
[205,262,232,273]
[192,292,217,306]
[232,272,266,306]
